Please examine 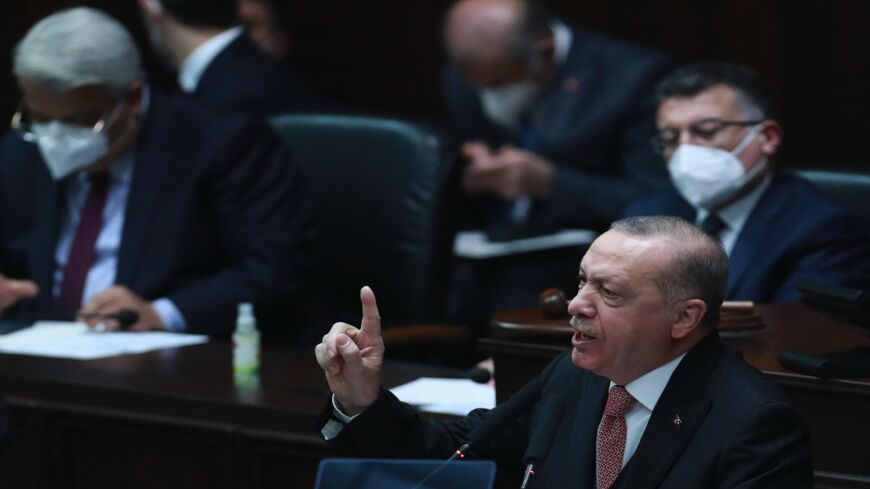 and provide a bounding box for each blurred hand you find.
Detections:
[0,274,39,311]
[462,144,555,199]
[78,285,165,332]
[314,286,385,415]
